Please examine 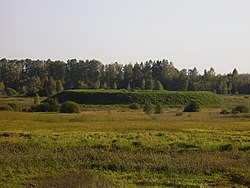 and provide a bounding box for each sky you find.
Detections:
[0,0,250,74]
